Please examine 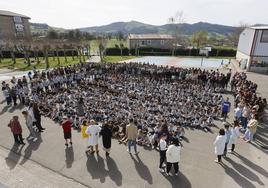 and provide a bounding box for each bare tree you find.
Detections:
[168,11,186,55]
[119,43,124,57]
[96,36,108,62]
[228,22,249,47]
